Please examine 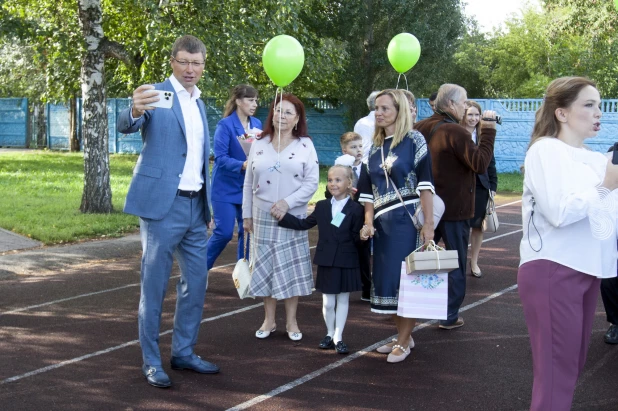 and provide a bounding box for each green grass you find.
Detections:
[0,151,139,244]
[496,172,524,194]
[0,151,523,245]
